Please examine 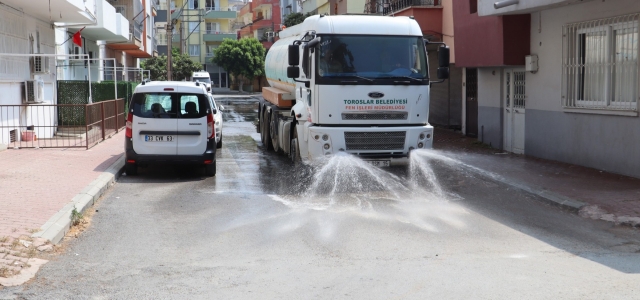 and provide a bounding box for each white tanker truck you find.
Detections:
[258,14,450,166]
